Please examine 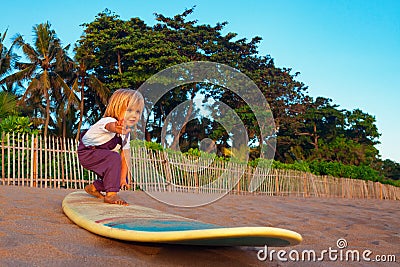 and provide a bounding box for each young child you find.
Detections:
[78,89,144,205]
